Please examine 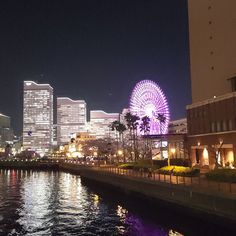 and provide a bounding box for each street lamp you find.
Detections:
[117,150,123,156]
[117,150,123,163]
